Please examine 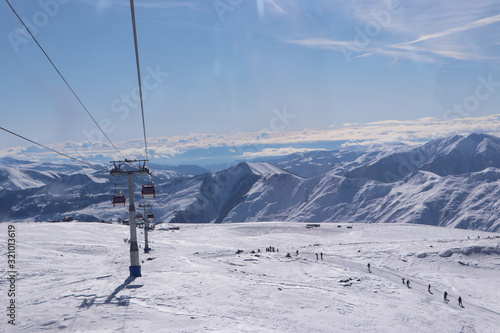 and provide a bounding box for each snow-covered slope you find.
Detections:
[0,159,193,222]
[259,142,411,178]
[0,157,85,191]
[2,222,498,332]
[167,162,296,224]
